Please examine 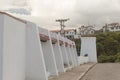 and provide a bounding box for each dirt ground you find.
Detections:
[81,63,120,80]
